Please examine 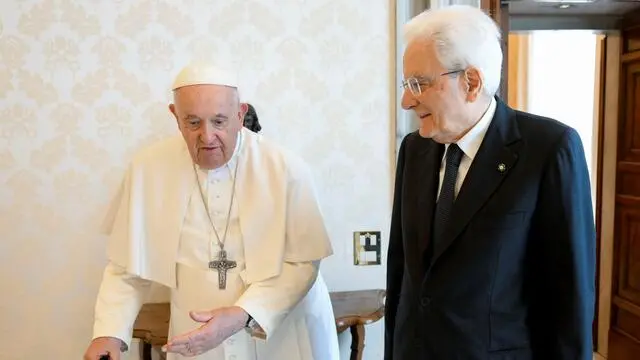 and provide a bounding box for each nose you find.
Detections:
[401,89,418,110]
[200,121,216,144]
